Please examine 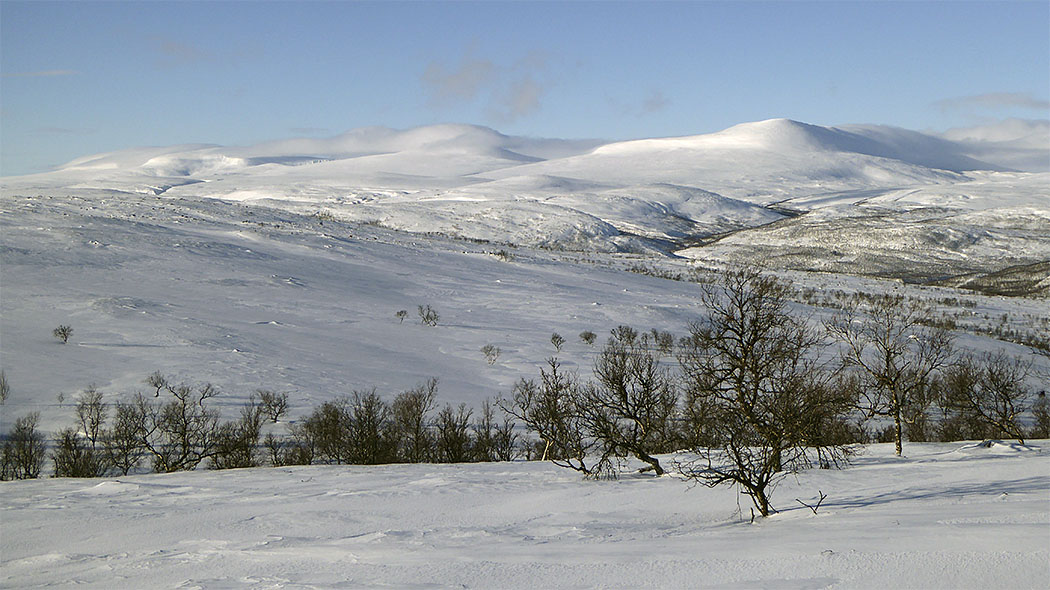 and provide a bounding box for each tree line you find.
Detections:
[3,268,1047,517]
